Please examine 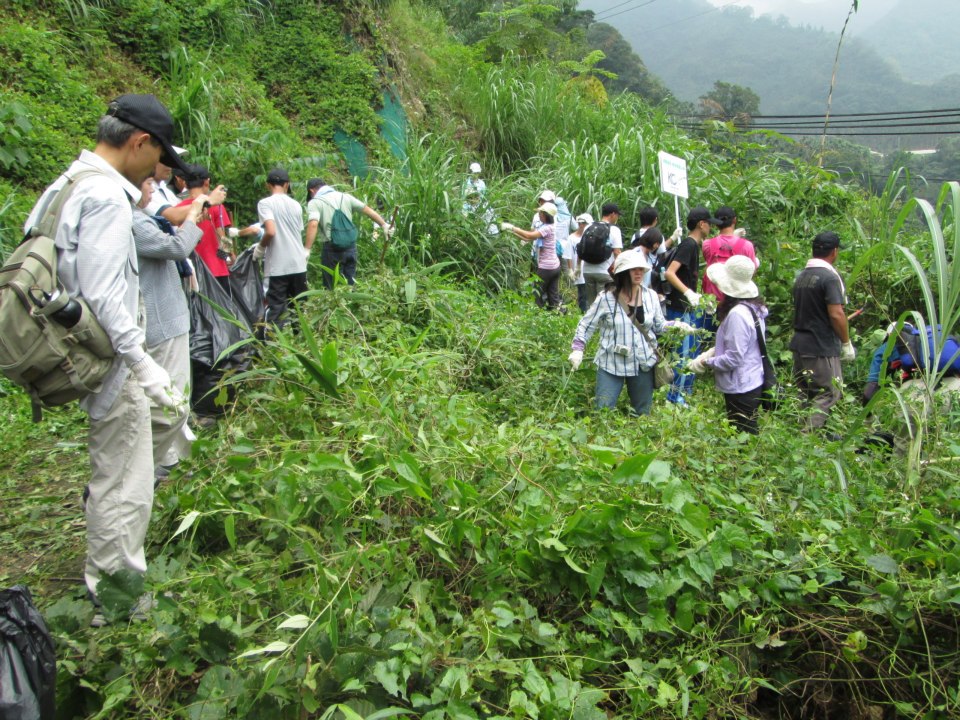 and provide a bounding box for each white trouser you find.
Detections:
[147,333,193,467]
[85,374,154,596]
